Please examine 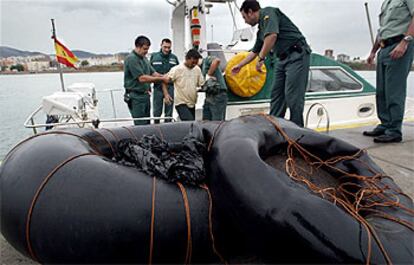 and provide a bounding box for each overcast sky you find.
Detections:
[1,0,383,58]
